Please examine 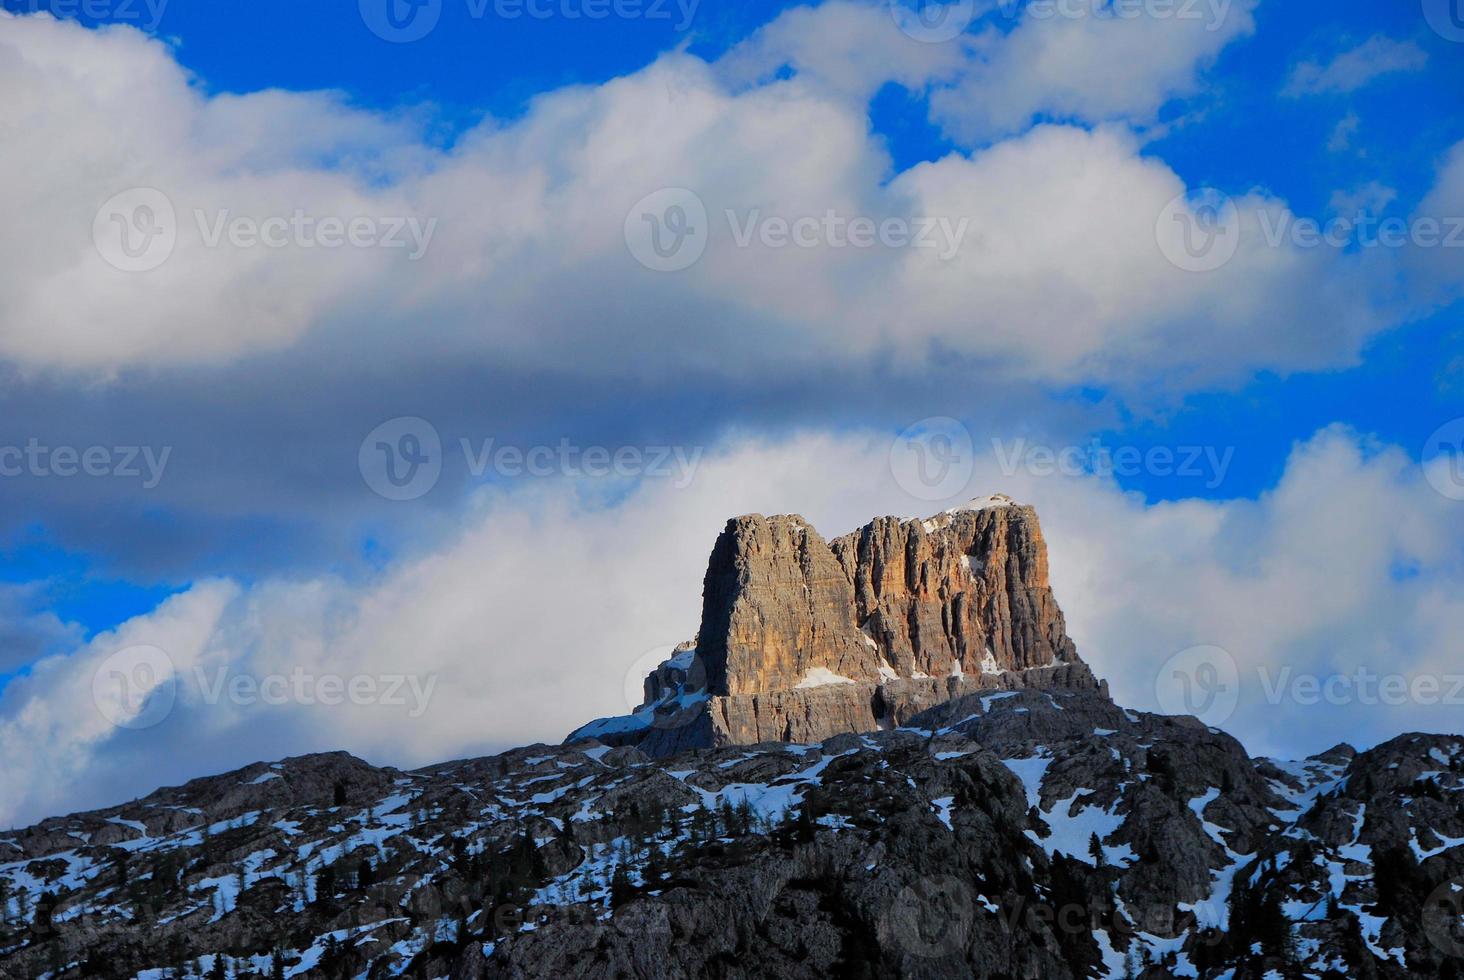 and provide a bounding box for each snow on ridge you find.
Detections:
[795,667,858,689]
[945,493,1017,514]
